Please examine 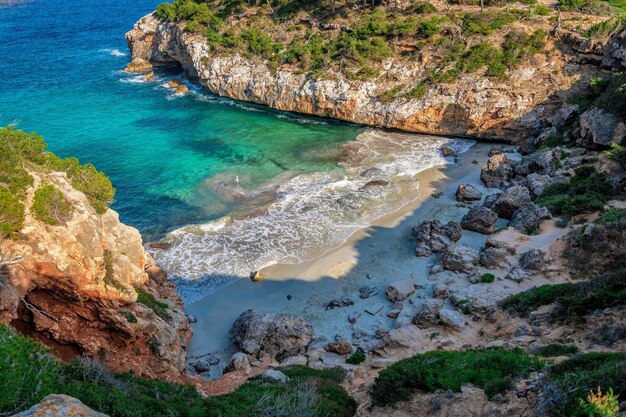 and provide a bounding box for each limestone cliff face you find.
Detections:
[127,13,583,141]
[0,170,191,382]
